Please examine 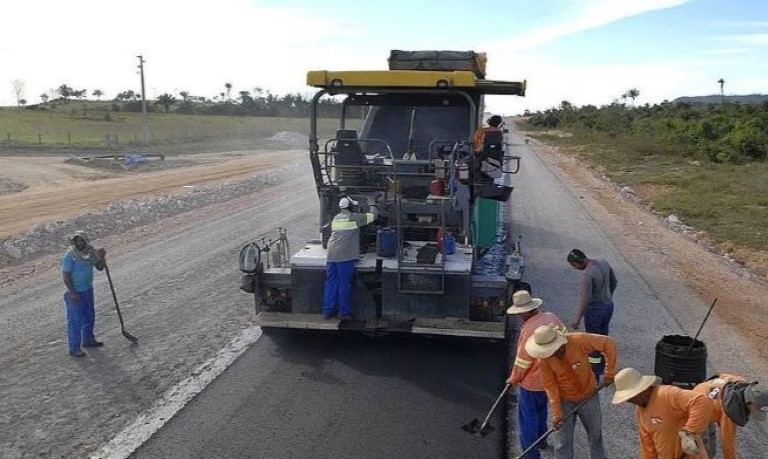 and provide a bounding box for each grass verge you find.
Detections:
[0,109,340,147]
[528,129,768,268]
